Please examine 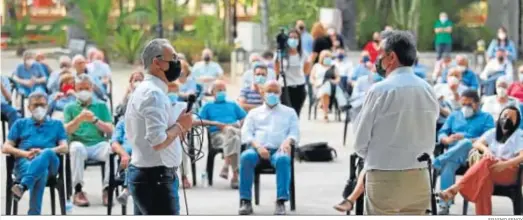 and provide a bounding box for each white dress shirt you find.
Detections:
[482,128,523,160]
[480,59,514,82]
[481,95,520,120]
[433,83,467,110]
[241,104,300,149]
[354,67,439,170]
[125,74,182,168]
